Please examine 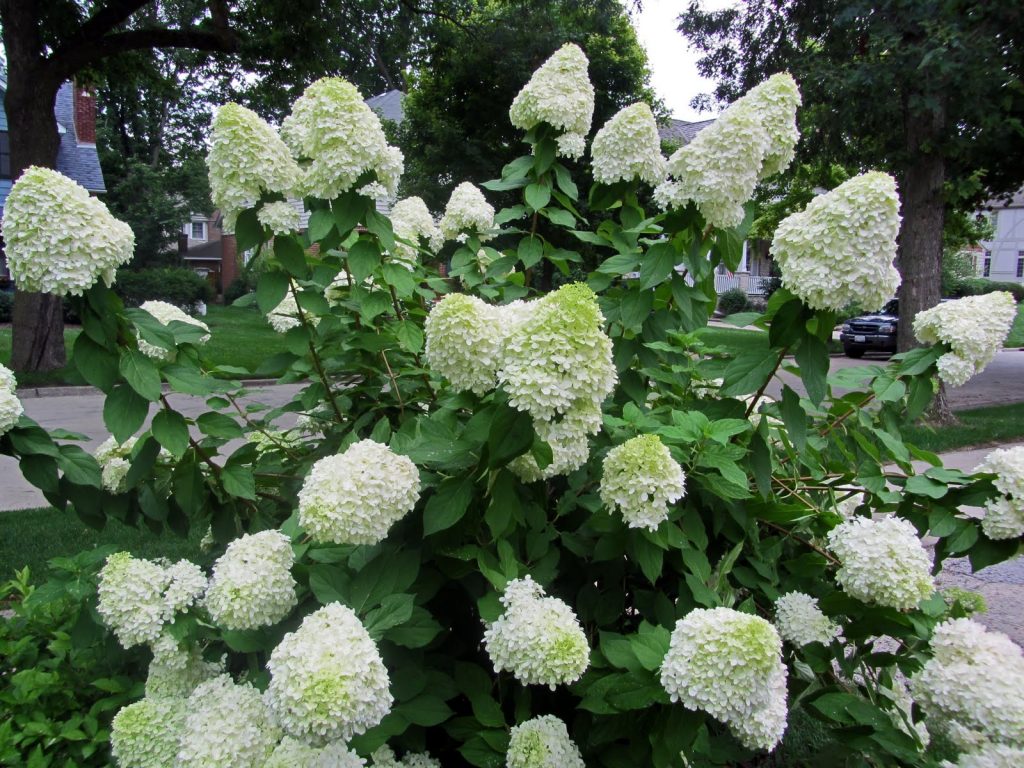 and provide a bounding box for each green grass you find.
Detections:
[0,304,290,387]
[0,506,207,581]
[905,401,1024,453]
[1005,302,1024,347]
